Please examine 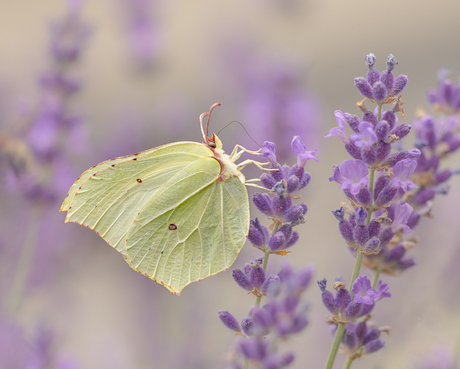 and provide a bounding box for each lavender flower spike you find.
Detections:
[390,201,413,235]
[291,136,319,168]
[259,141,277,165]
[391,159,418,192]
[350,121,378,149]
[337,160,369,195]
[351,276,378,305]
[324,110,350,144]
